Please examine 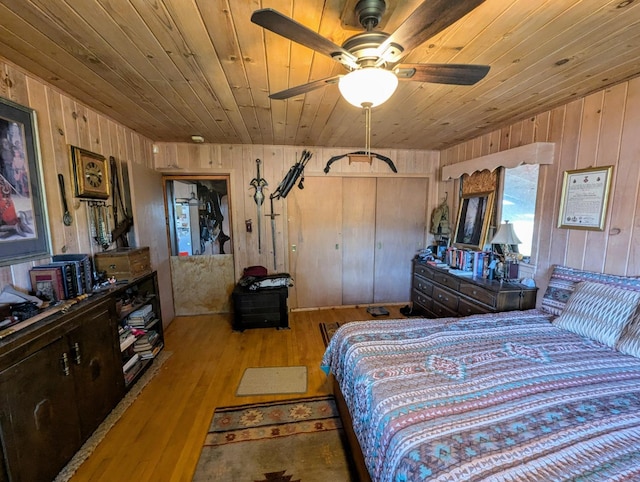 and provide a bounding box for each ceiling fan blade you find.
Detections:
[395,64,490,85]
[269,76,342,100]
[251,9,357,66]
[377,0,486,63]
